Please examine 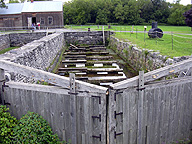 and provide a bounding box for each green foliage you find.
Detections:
[12,111,60,144]
[63,0,178,25]
[9,0,19,3]
[0,47,20,55]
[0,0,7,8]
[167,3,192,26]
[0,105,18,143]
